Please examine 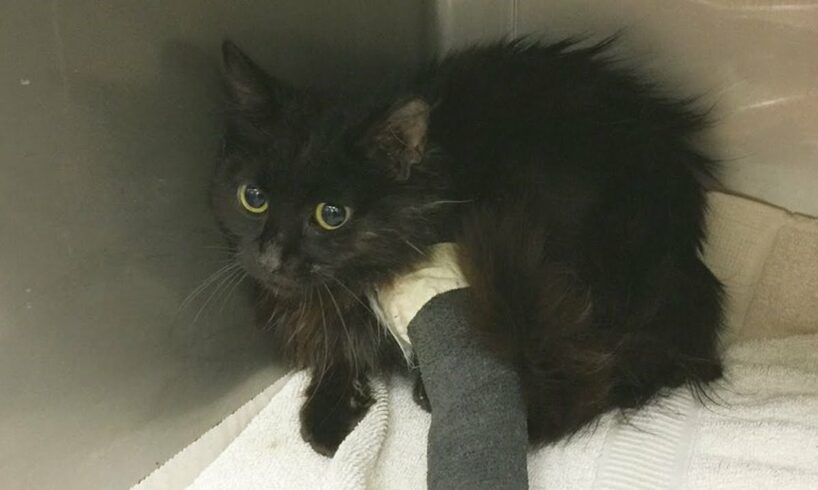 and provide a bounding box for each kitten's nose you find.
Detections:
[258,243,282,272]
